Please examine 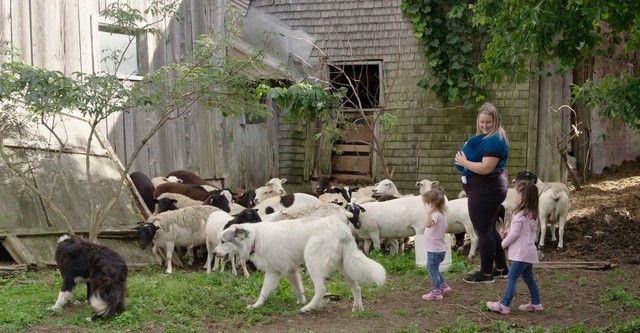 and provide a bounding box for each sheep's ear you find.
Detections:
[358,204,366,212]
[309,176,319,181]
[170,199,177,204]
[432,181,440,186]
[280,178,287,184]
